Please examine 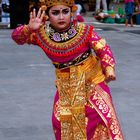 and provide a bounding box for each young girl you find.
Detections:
[11,0,124,139]
[124,0,135,27]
